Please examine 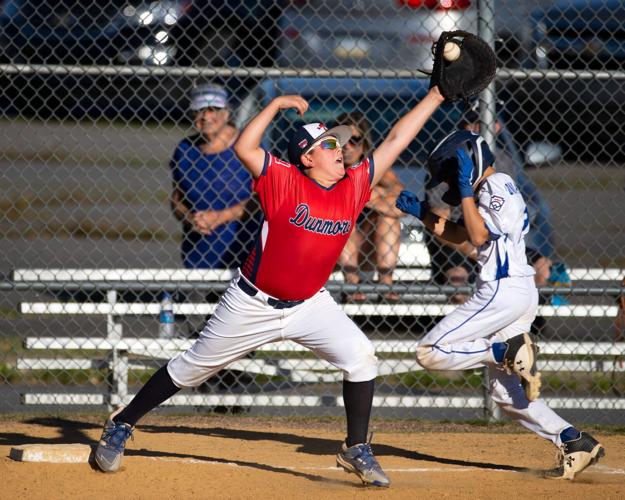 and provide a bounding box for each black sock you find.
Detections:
[114,364,180,427]
[343,379,375,447]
